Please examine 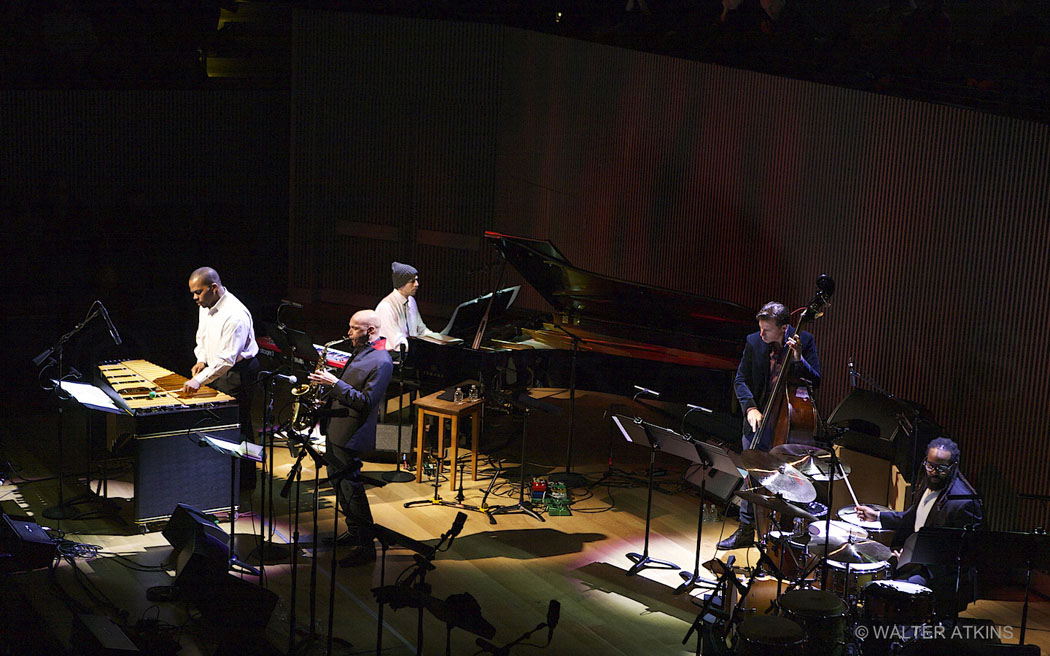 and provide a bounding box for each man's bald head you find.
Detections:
[189,267,221,287]
[351,309,381,332]
[189,267,224,309]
